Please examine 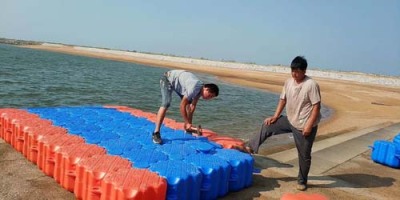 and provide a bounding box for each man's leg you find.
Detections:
[154,107,167,133]
[292,125,318,187]
[248,116,292,153]
[153,75,172,144]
